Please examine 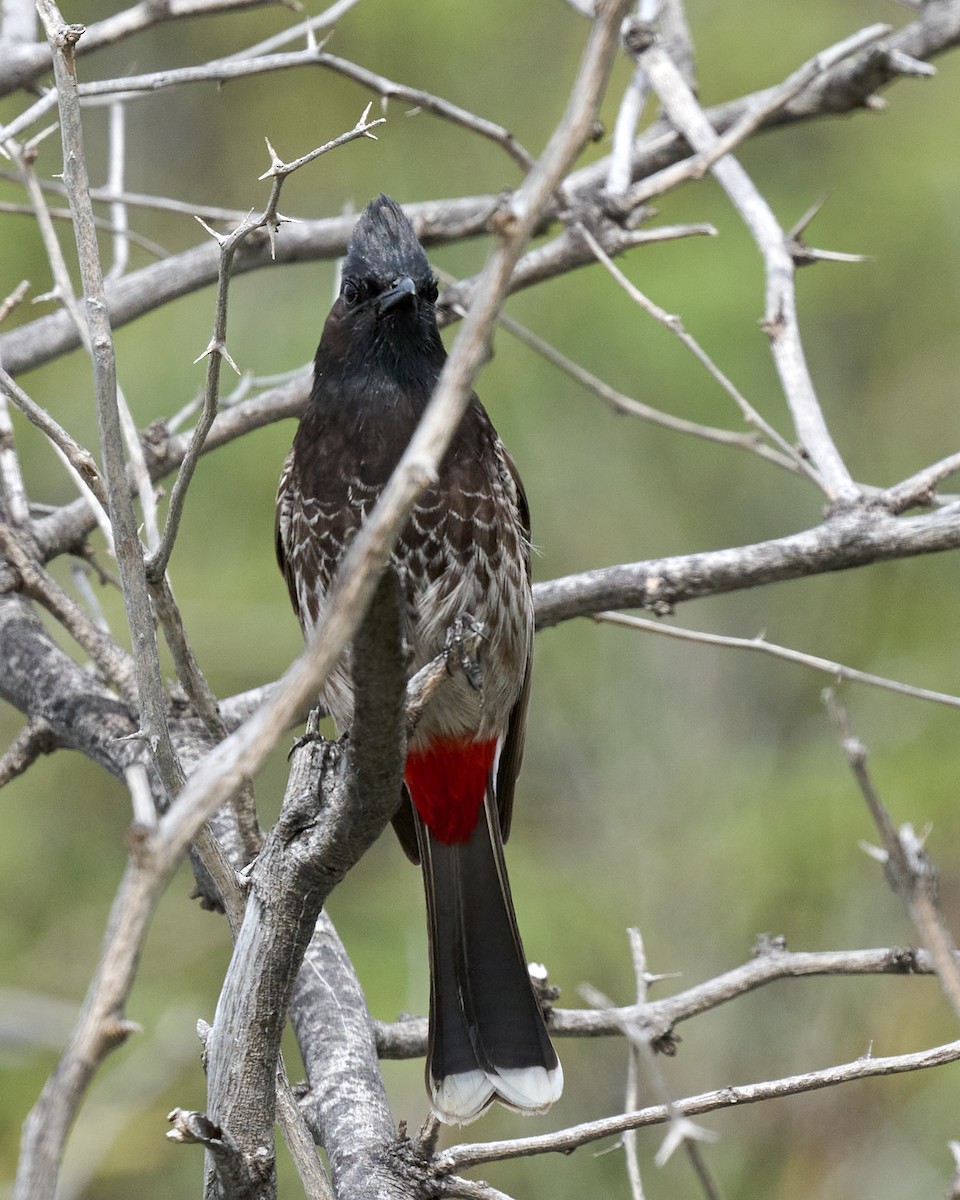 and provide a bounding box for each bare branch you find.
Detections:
[825,694,960,1019]
[499,312,801,471]
[0,0,283,100]
[594,610,960,710]
[0,388,28,524]
[374,943,946,1058]
[533,503,960,629]
[884,449,960,513]
[144,108,383,583]
[636,37,857,502]
[202,572,406,1200]
[574,222,816,480]
[35,0,182,798]
[0,366,108,509]
[0,715,59,786]
[437,1038,960,1170]
[0,522,137,703]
